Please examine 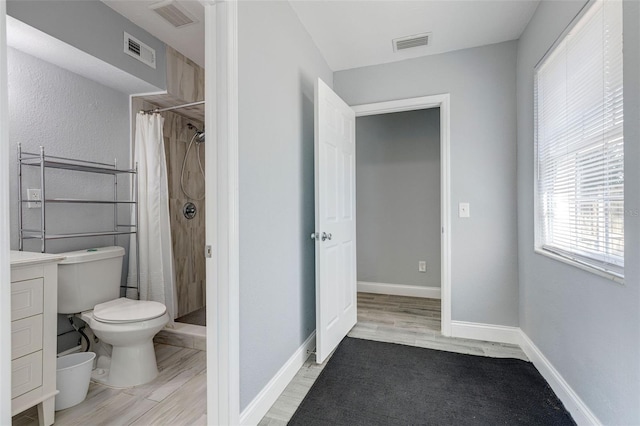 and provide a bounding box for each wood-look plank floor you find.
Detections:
[13,293,528,426]
[258,292,528,425]
[12,344,207,426]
